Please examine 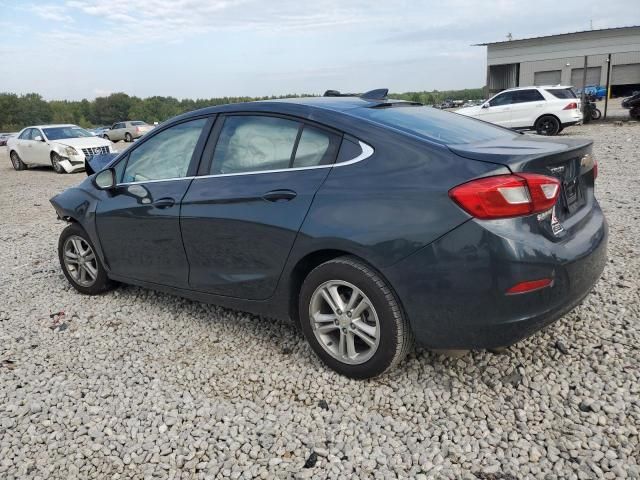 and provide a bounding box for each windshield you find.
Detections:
[351,105,517,145]
[43,126,93,140]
